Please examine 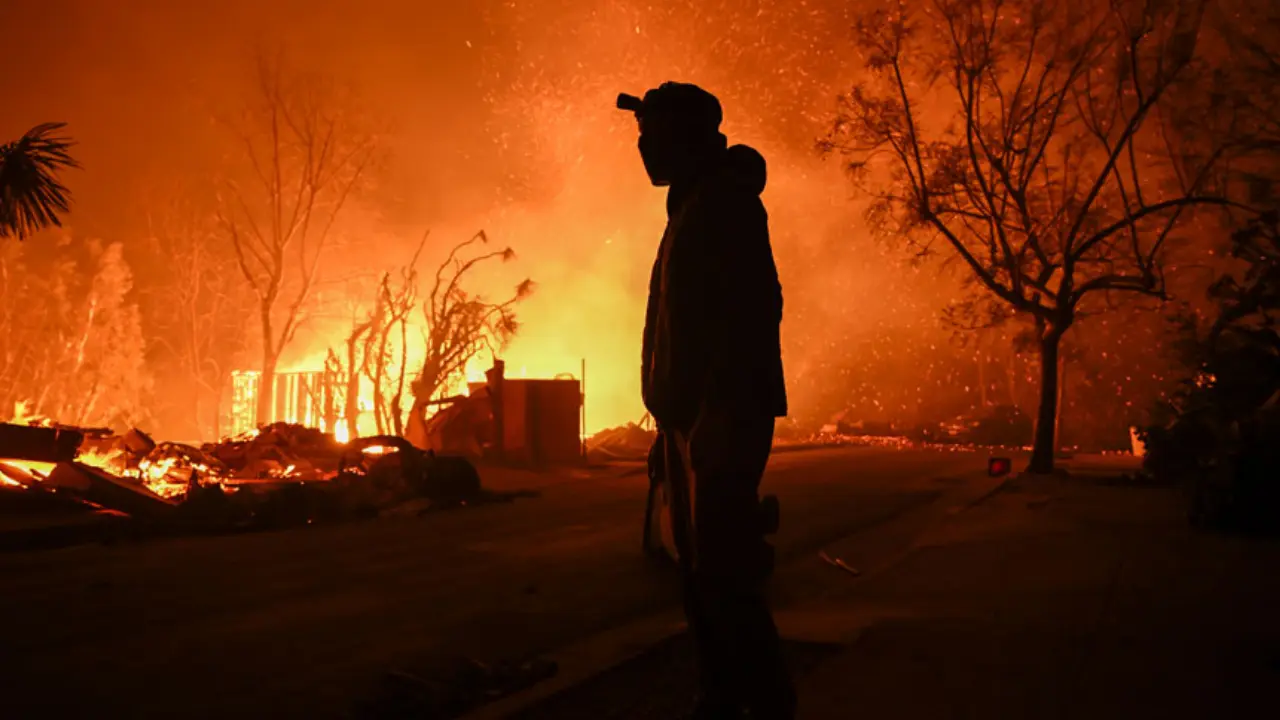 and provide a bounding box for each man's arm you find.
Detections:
[663,187,776,425]
[660,205,724,431]
[701,193,776,410]
[641,250,662,417]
